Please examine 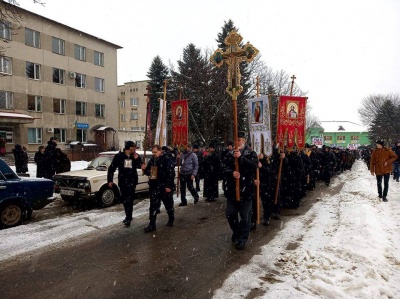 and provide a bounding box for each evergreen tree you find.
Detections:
[369,99,400,144]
